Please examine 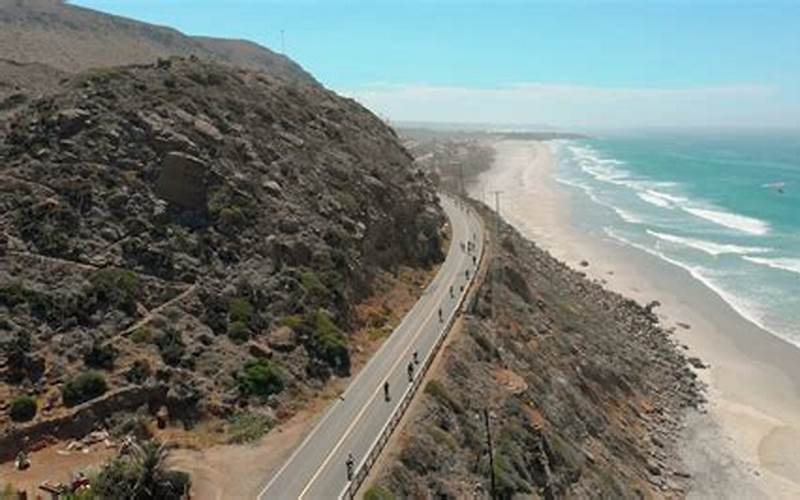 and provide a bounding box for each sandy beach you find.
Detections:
[468,139,800,498]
